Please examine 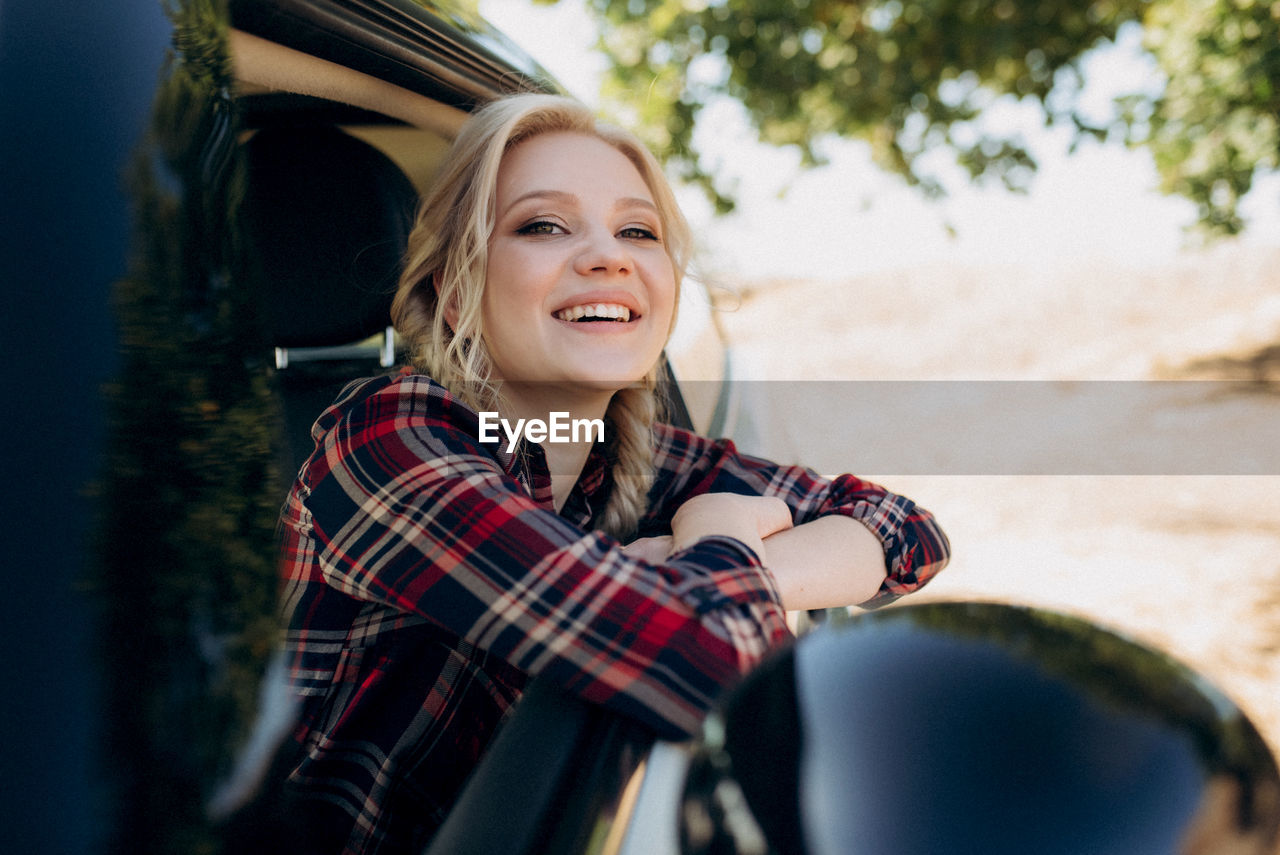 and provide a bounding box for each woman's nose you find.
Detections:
[573,227,631,276]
